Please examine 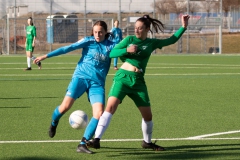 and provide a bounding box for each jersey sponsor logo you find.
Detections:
[94,52,108,62]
